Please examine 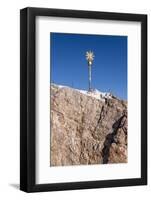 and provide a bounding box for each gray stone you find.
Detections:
[50,84,127,166]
